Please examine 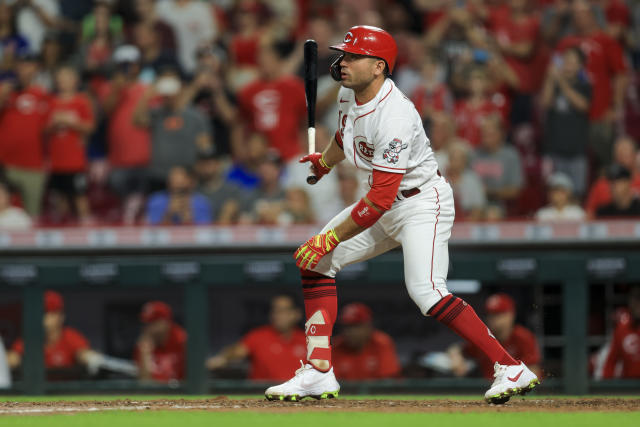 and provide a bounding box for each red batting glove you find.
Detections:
[299,153,332,181]
[294,229,340,270]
